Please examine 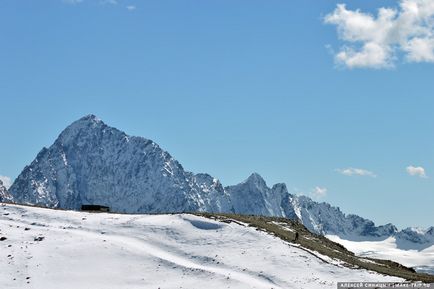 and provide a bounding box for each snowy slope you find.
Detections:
[326,234,434,275]
[0,204,402,289]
